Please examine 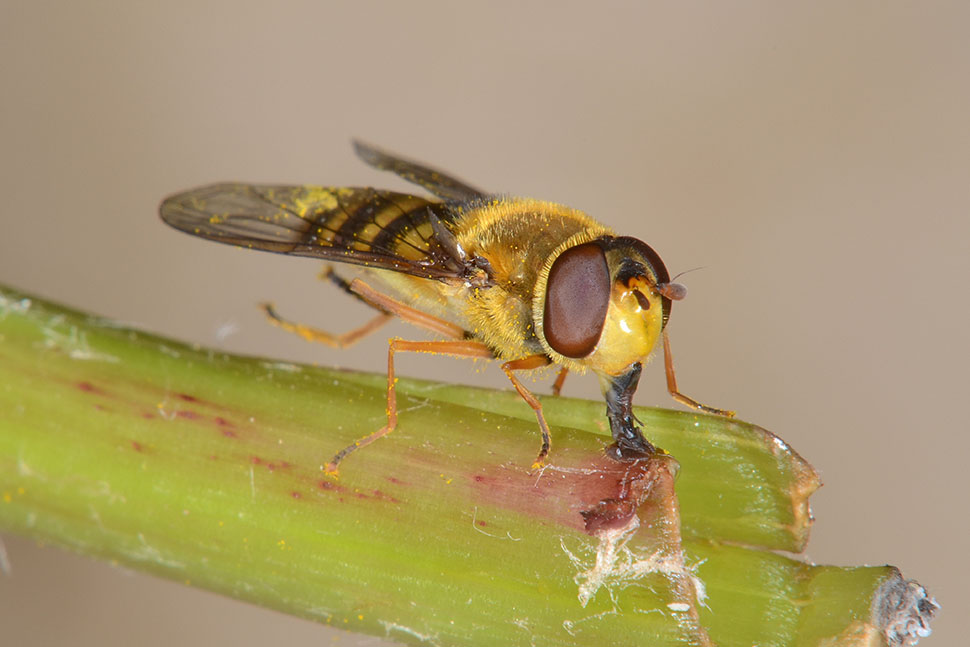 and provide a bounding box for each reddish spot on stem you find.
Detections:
[248,456,291,471]
[315,480,399,504]
[131,441,144,452]
[176,410,201,420]
[371,490,401,504]
[76,381,103,394]
[477,520,487,527]
[177,393,200,403]
[291,491,302,500]
[211,417,238,437]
